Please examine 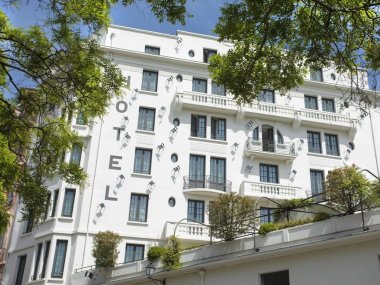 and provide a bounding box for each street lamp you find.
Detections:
[145,263,166,285]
